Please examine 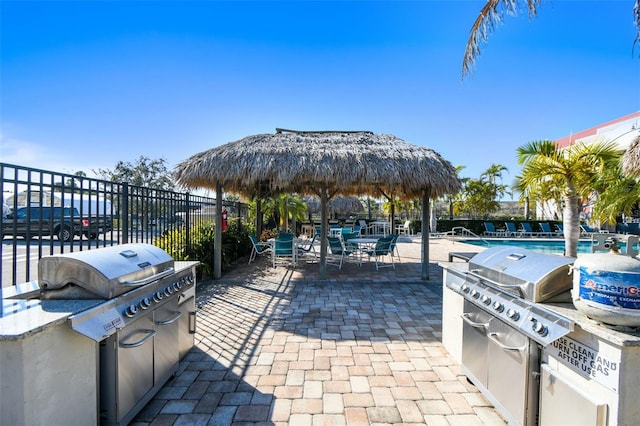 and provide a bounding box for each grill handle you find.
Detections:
[487,332,527,352]
[467,269,524,297]
[119,329,156,348]
[461,313,489,330]
[155,311,182,325]
[122,268,175,287]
